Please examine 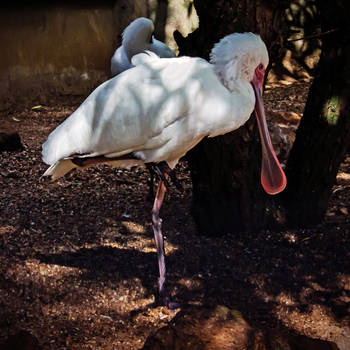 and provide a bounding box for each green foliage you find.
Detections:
[323,96,340,125]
